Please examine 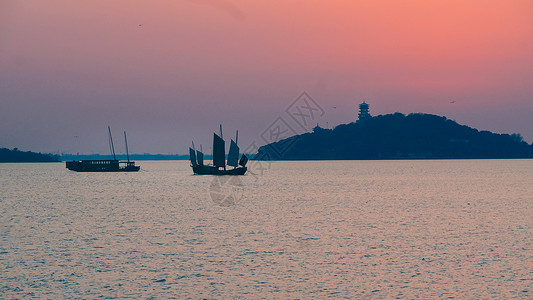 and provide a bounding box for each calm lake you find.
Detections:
[1,160,532,299]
